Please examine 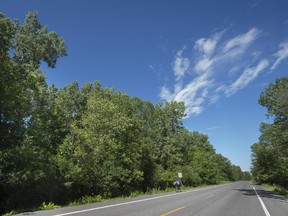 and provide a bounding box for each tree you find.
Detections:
[215,154,233,182]
[251,77,288,187]
[0,11,66,212]
[152,101,186,170]
[56,87,144,197]
[259,77,288,123]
